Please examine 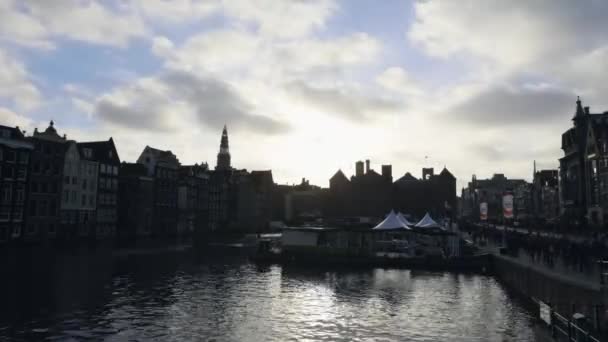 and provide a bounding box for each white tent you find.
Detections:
[414,213,445,230]
[397,212,414,226]
[373,210,410,230]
